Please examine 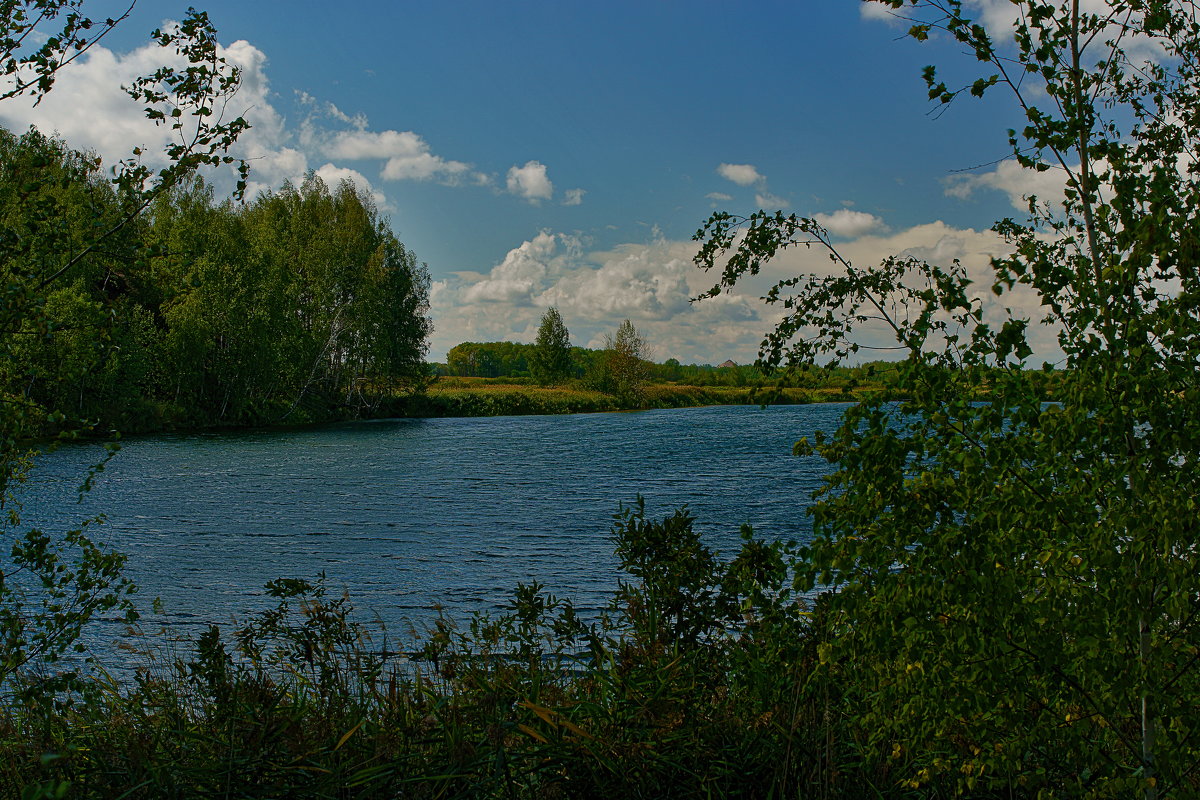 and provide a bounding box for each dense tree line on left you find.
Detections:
[2,127,432,434]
